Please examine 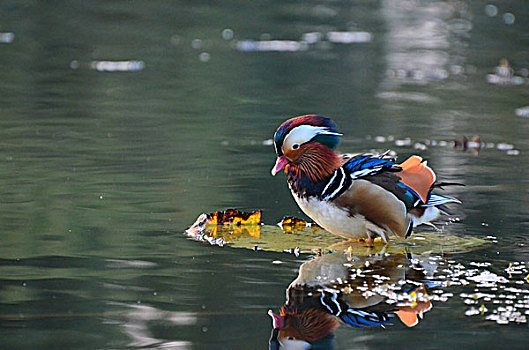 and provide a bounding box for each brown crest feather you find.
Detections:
[292,143,343,182]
